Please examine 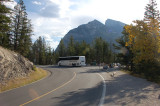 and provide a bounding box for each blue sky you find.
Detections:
[8,0,160,49]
